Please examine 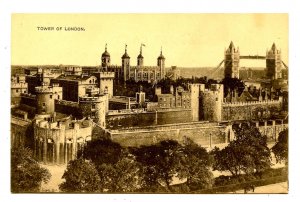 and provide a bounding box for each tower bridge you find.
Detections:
[209,42,288,79]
